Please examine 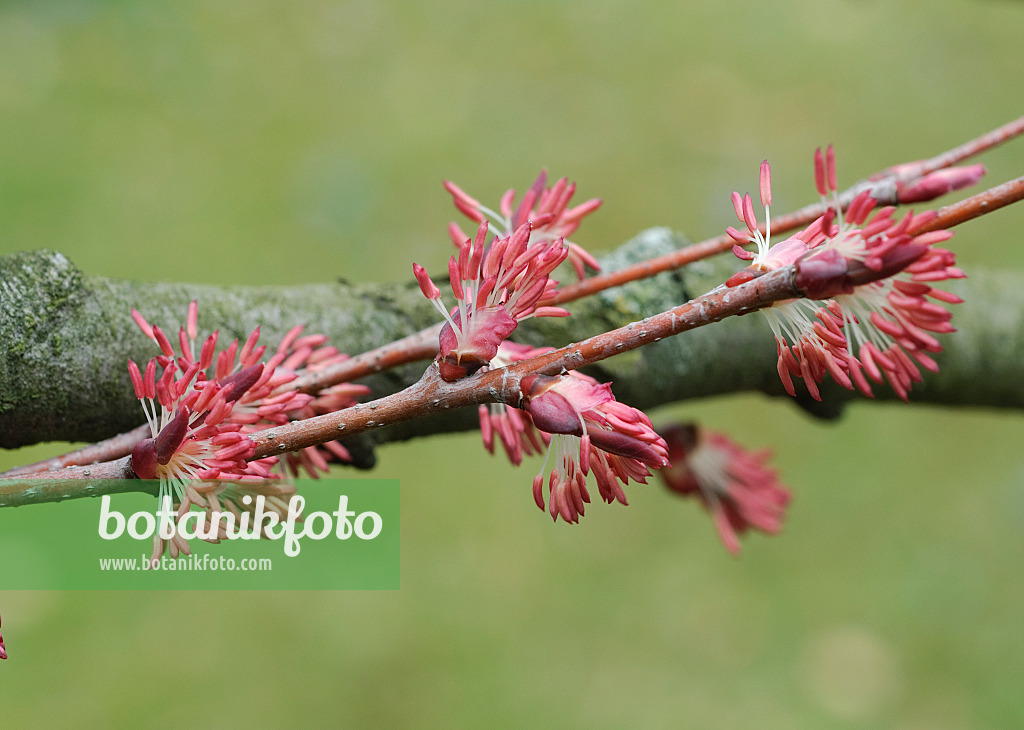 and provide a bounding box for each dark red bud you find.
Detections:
[155,406,190,464]
[845,243,927,287]
[220,363,264,403]
[525,390,583,436]
[436,308,515,381]
[131,438,159,479]
[438,358,473,382]
[794,249,851,300]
